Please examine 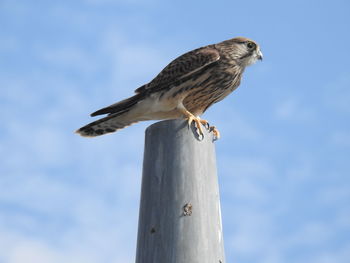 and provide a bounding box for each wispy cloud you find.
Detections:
[274,97,315,122]
[1,1,350,263]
